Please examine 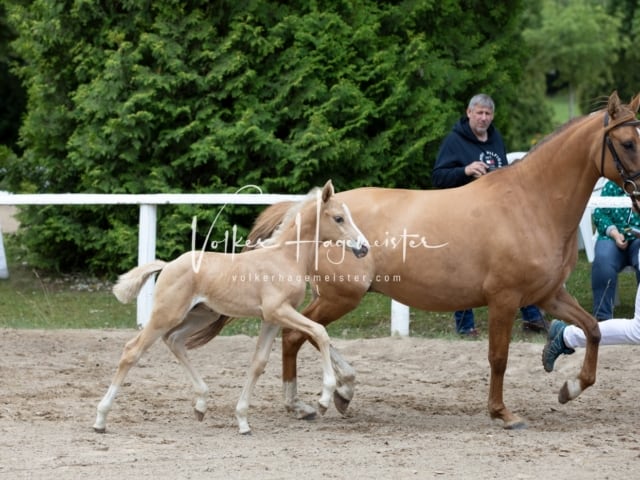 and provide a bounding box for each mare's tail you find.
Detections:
[187,201,294,349]
[184,310,234,350]
[112,260,167,304]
